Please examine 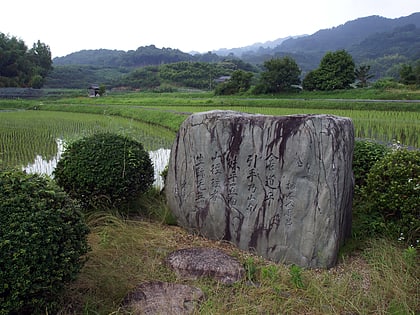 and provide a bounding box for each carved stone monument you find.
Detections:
[166,111,354,268]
